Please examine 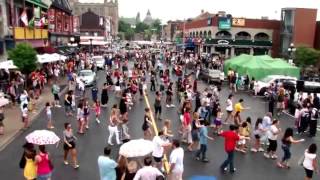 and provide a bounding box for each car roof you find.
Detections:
[92,56,103,59]
[79,69,93,73]
[265,75,297,79]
